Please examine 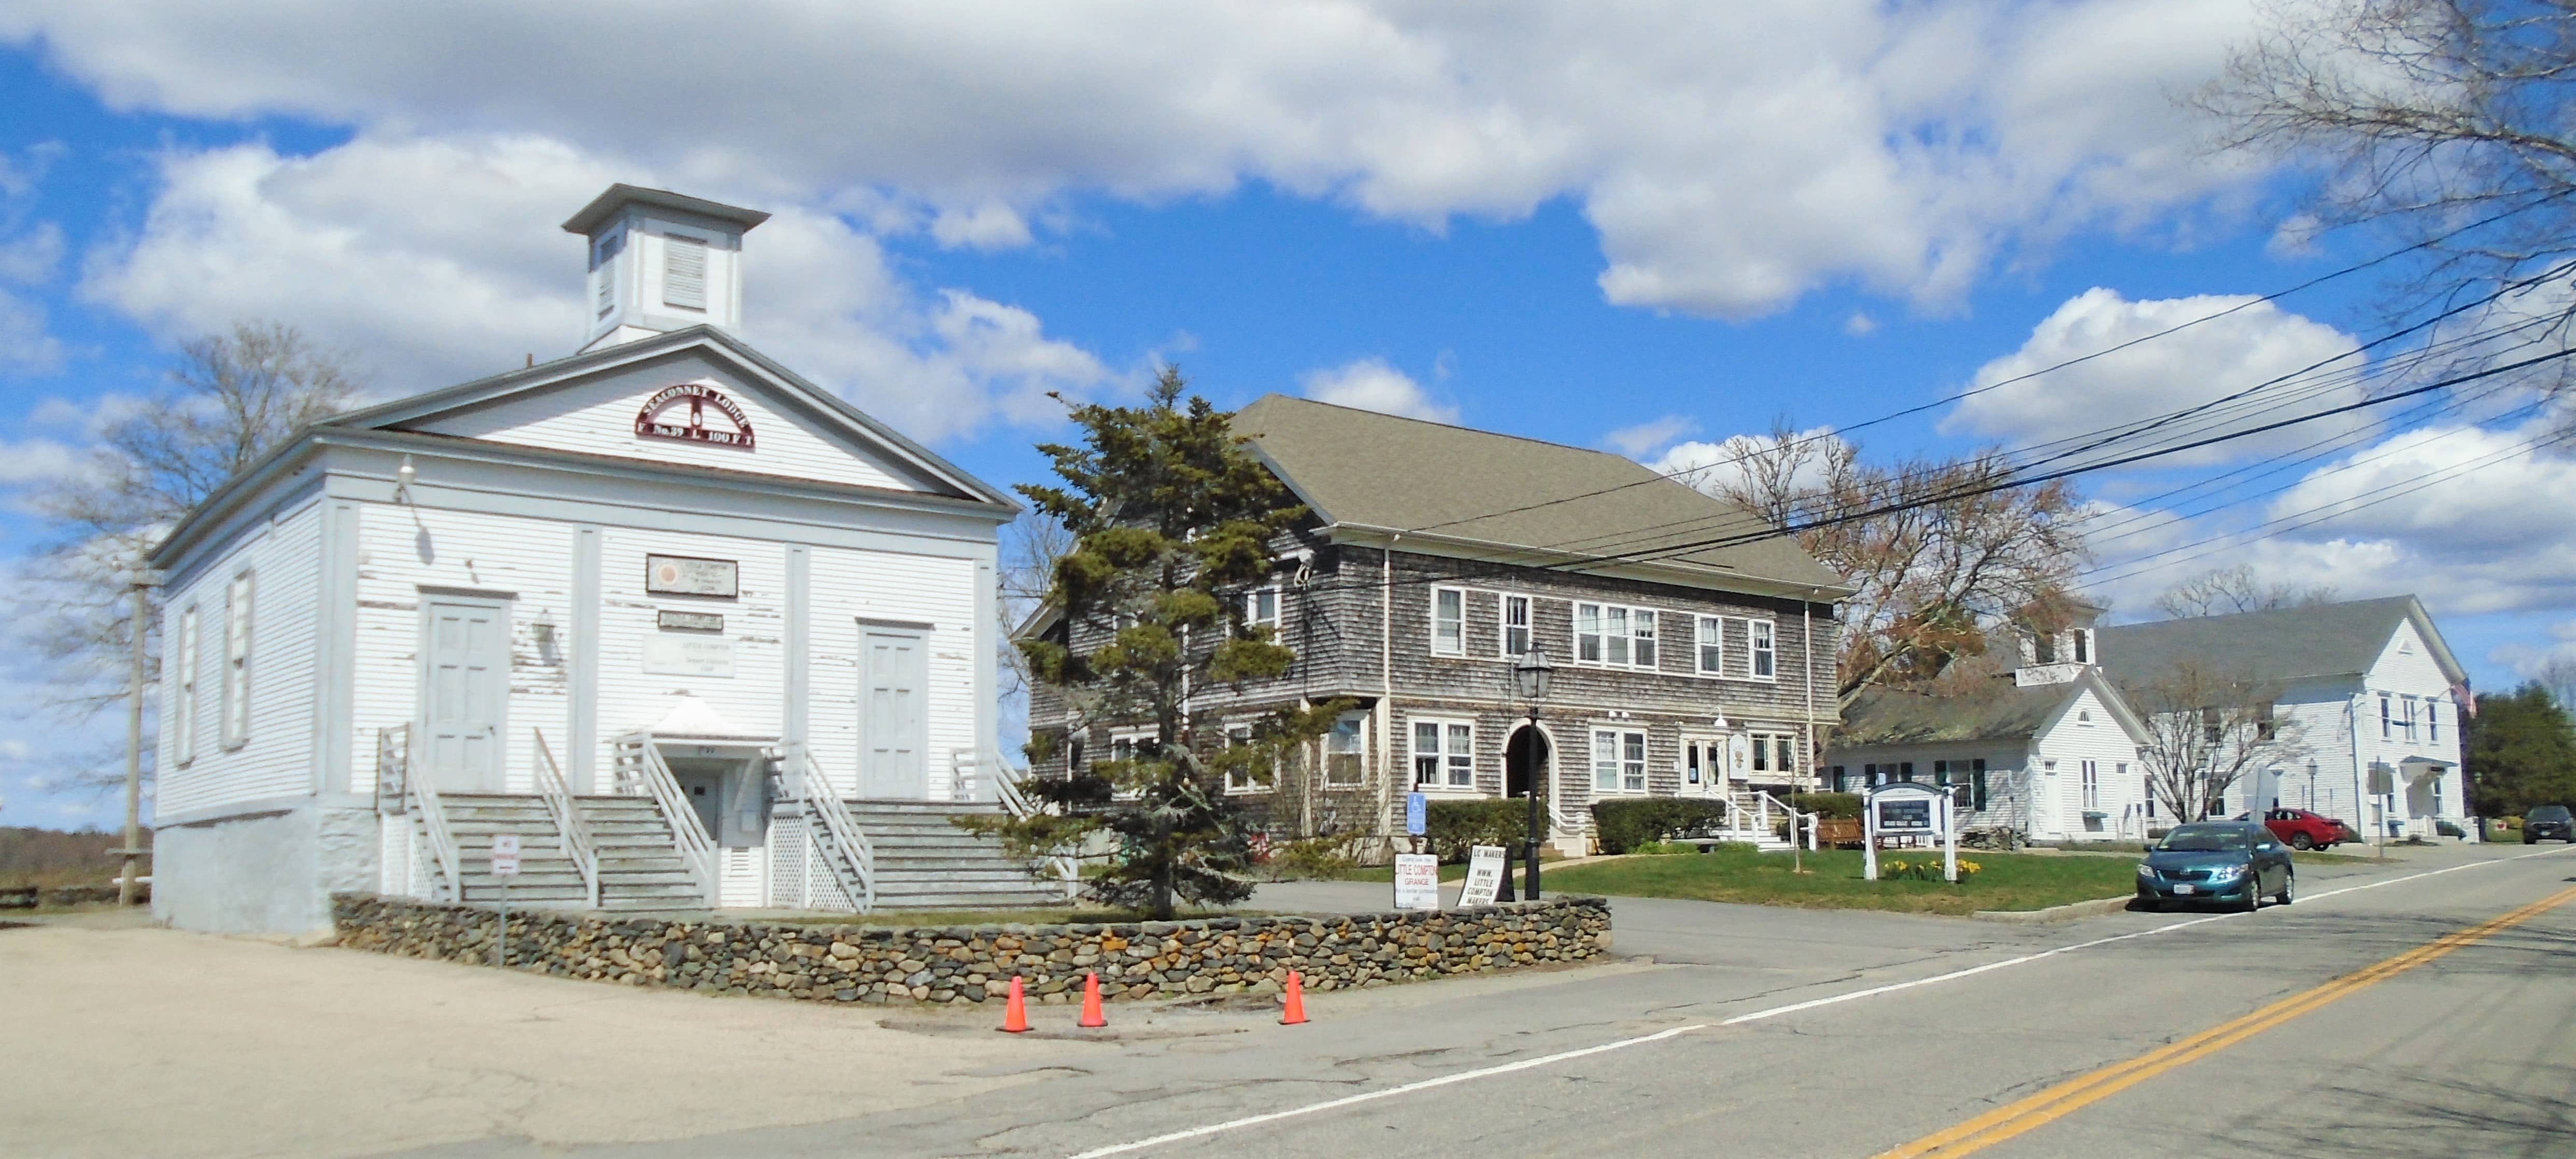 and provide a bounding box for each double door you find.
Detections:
[1682,737,1732,796]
